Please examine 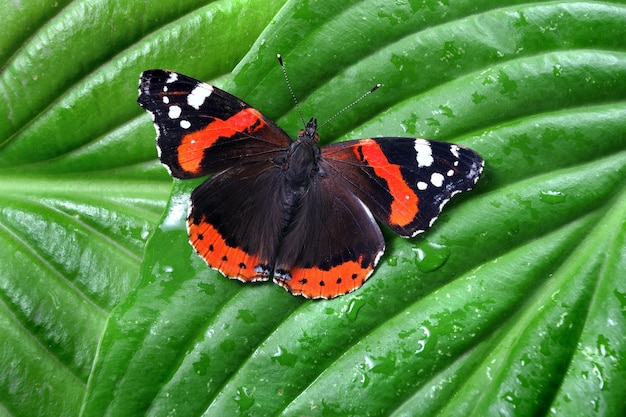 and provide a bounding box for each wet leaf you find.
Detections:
[1,0,625,416]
